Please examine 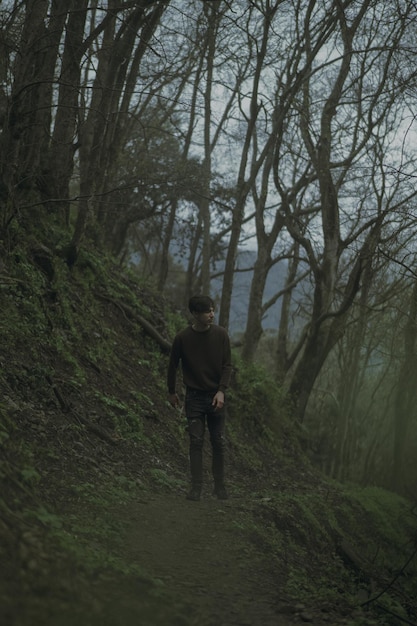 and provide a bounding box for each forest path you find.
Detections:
[116,487,325,626]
